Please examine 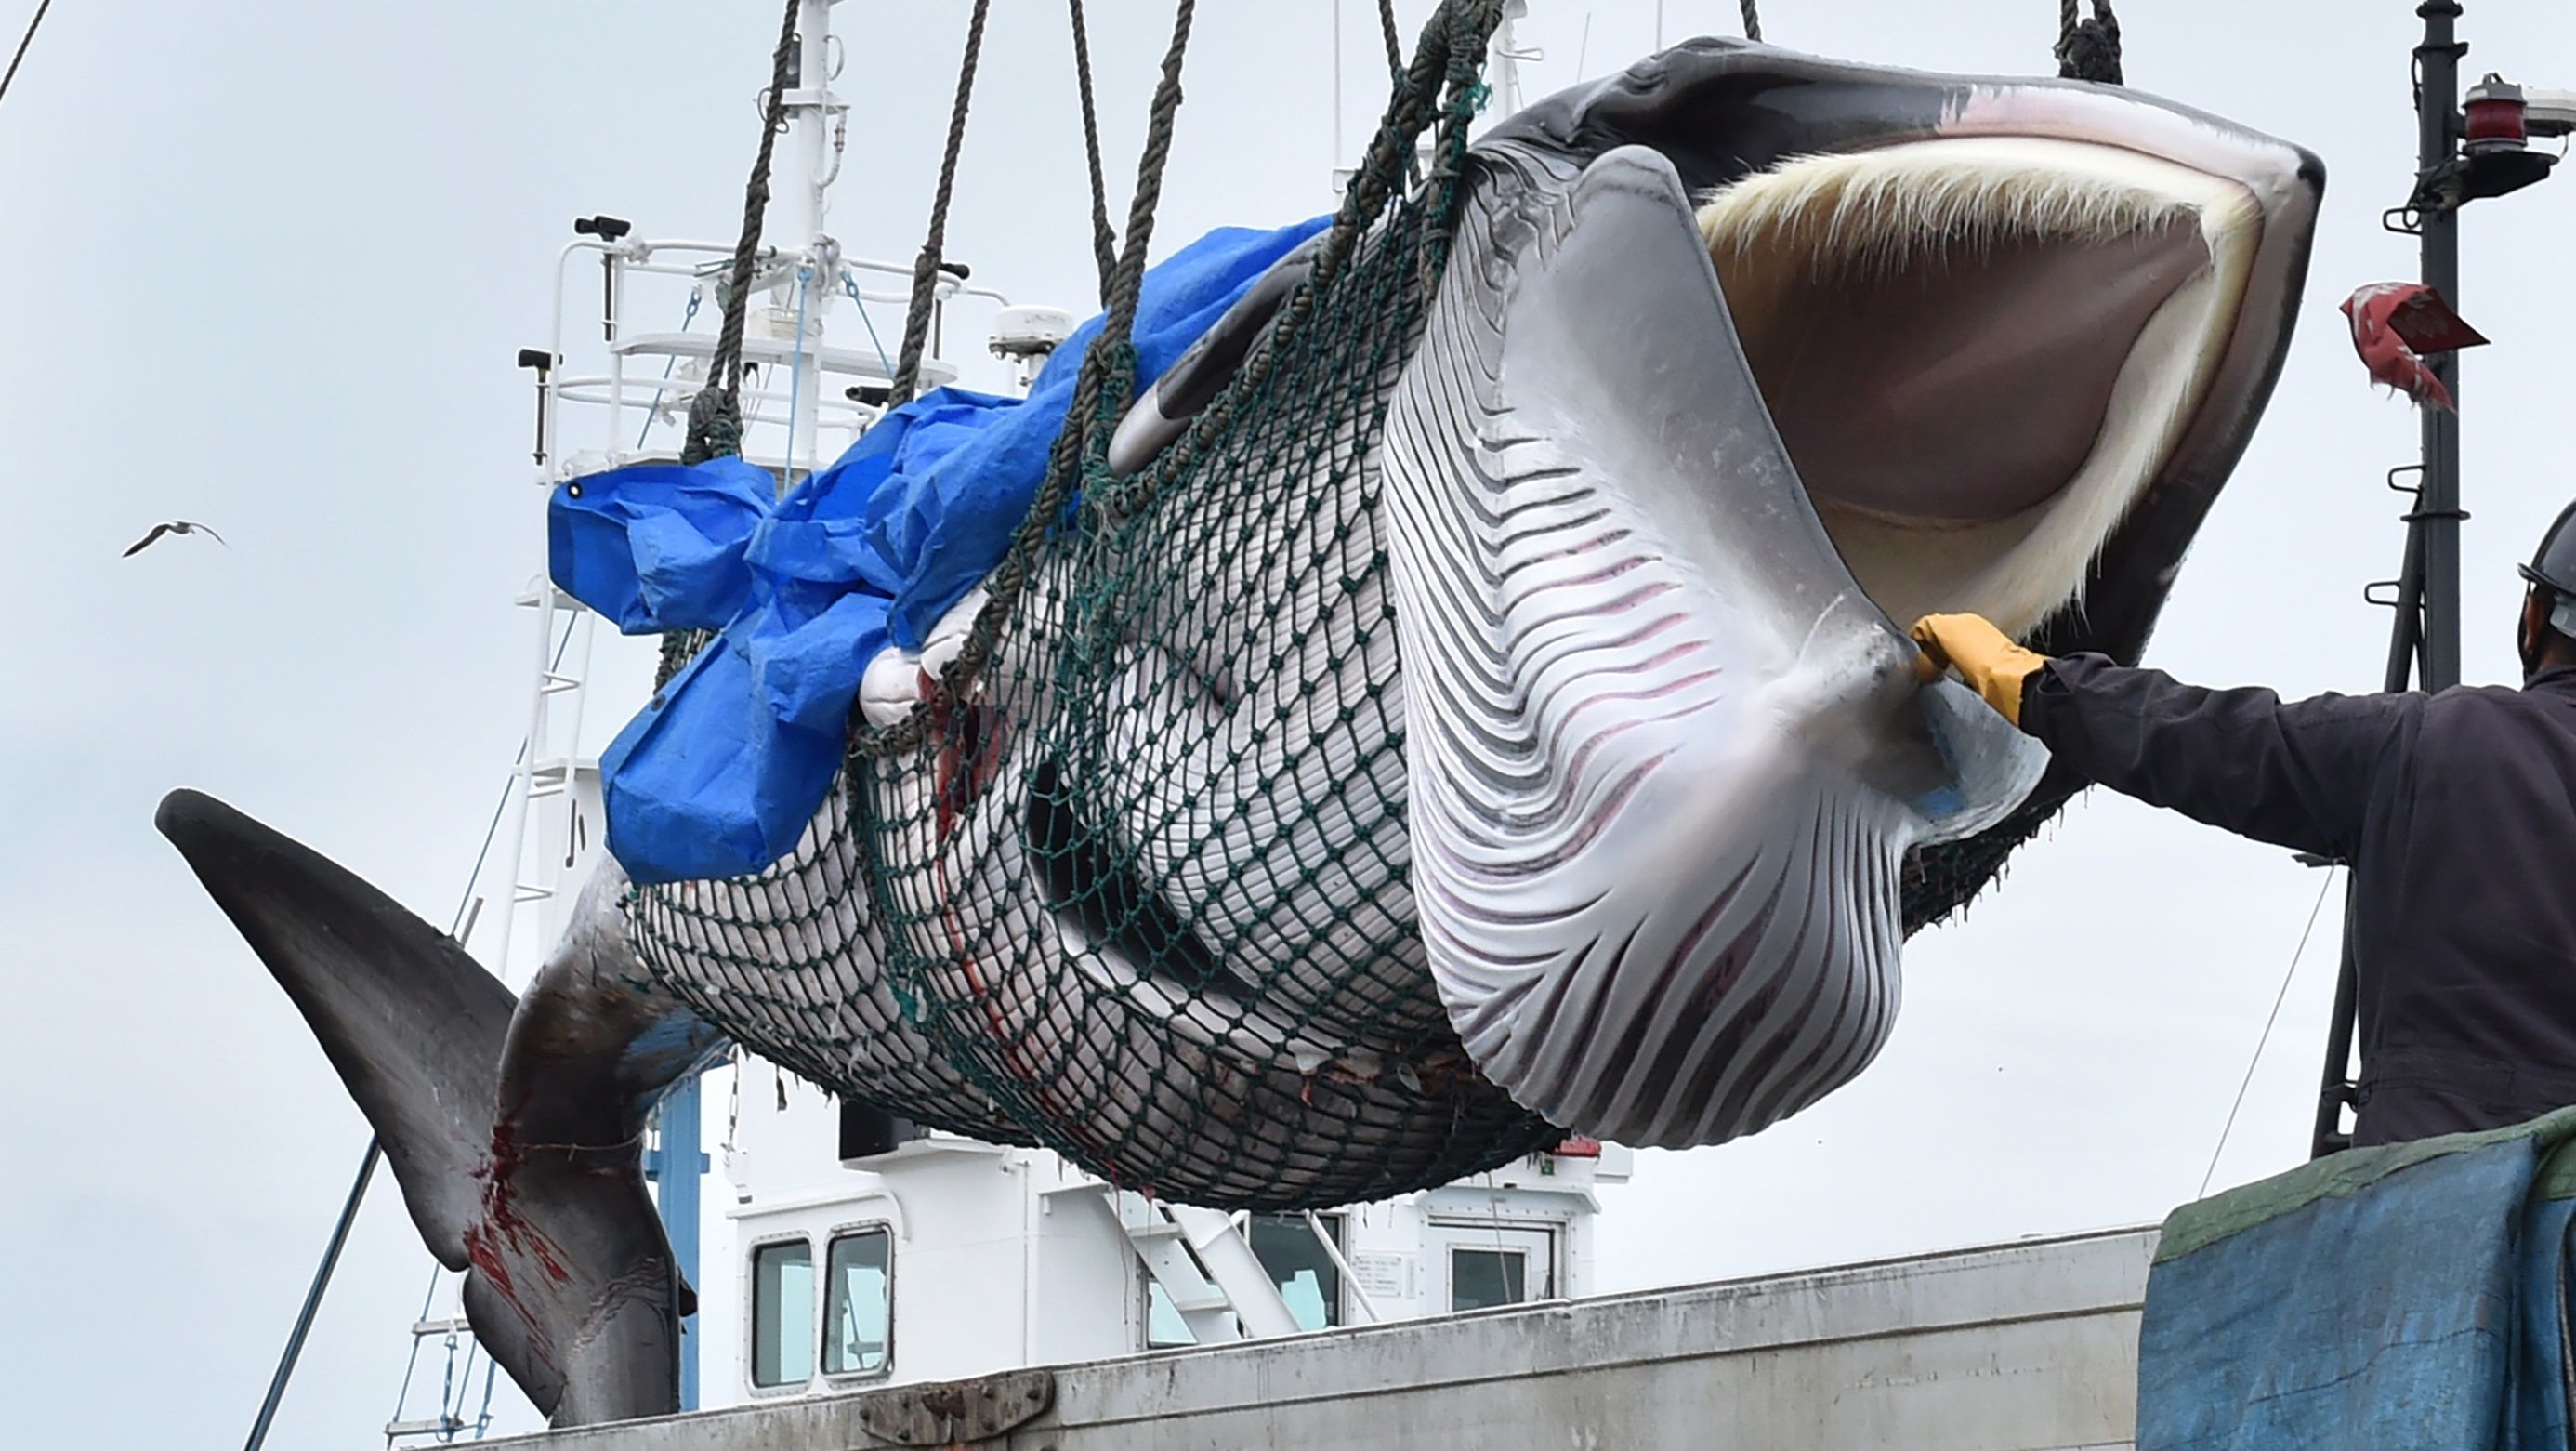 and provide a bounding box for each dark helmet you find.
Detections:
[2520,500,2576,637]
